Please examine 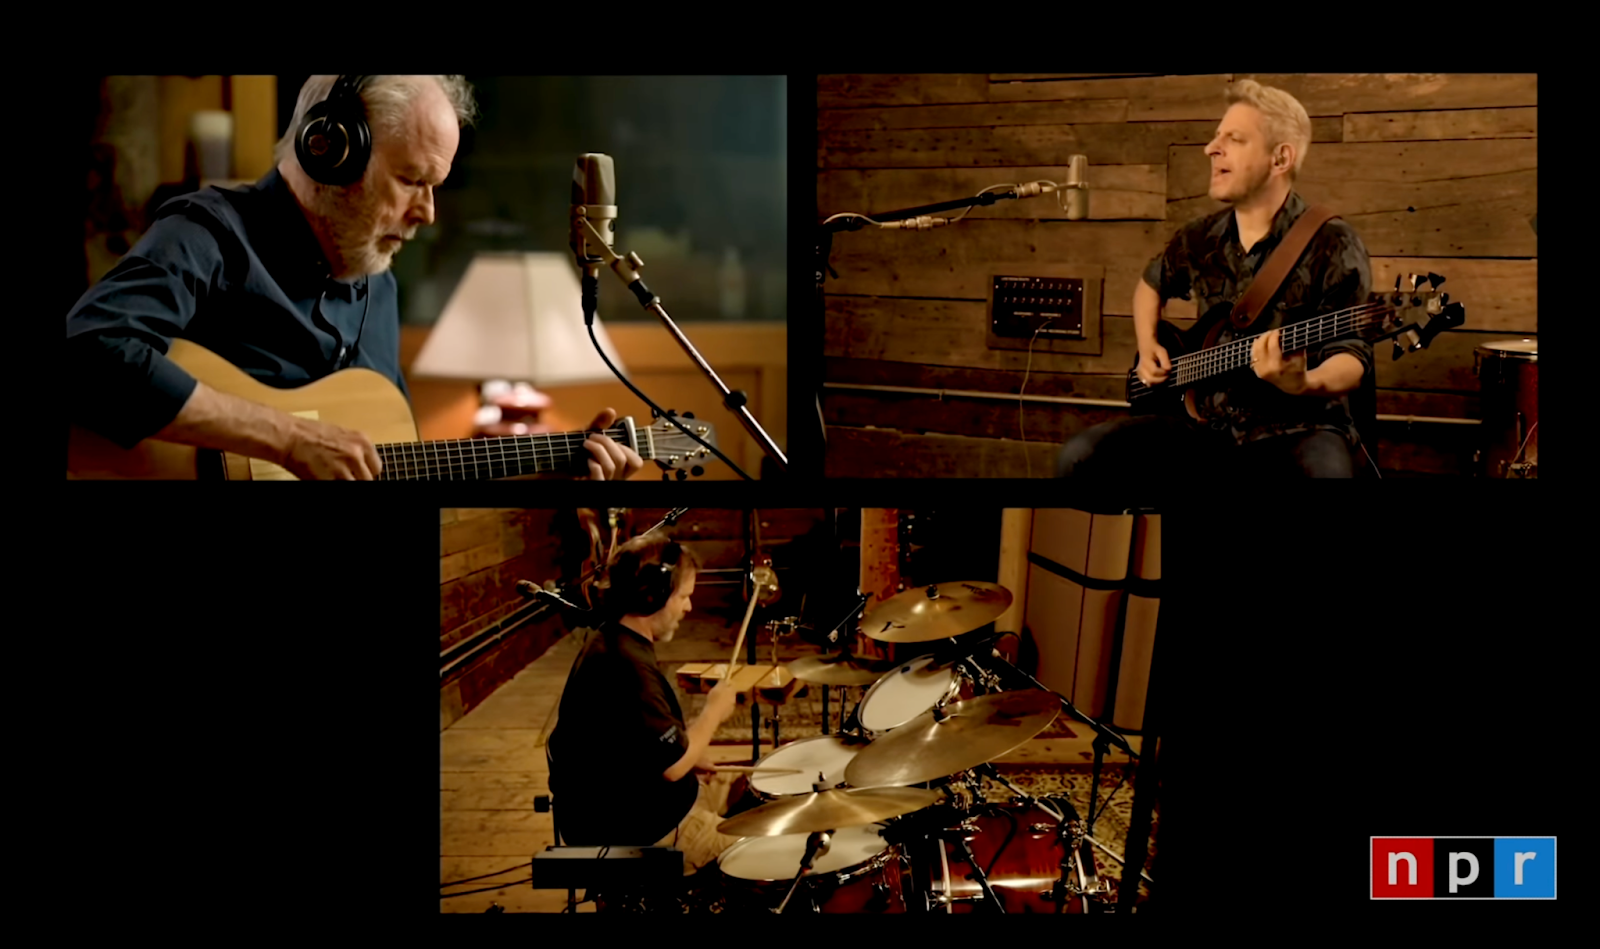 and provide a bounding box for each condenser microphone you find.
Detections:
[1063,154,1089,221]
[569,153,617,266]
